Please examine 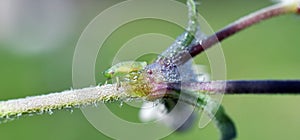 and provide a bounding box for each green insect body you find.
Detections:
[104,61,147,82]
[103,61,149,96]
